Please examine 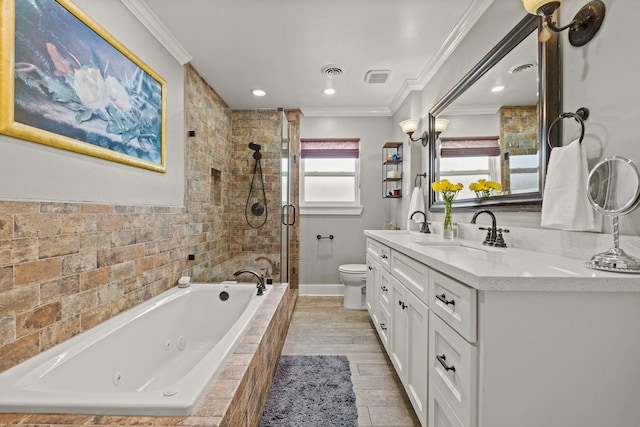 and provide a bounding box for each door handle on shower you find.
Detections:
[289,205,296,226]
[282,204,296,226]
